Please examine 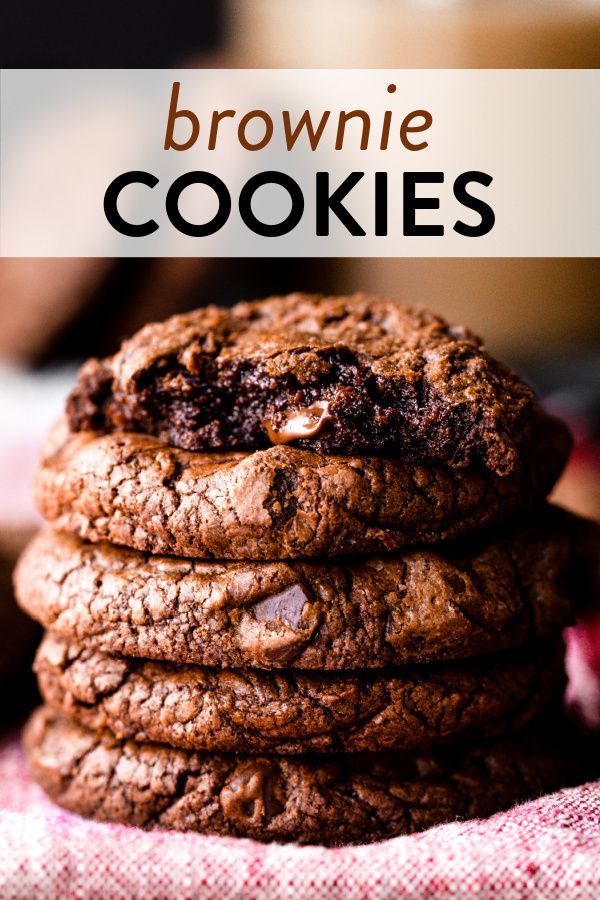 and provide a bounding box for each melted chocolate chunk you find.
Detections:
[264,402,332,444]
[251,585,310,630]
